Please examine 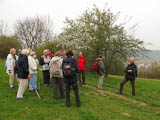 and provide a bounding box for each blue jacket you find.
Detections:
[62,55,80,83]
[17,54,29,79]
[125,63,137,81]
